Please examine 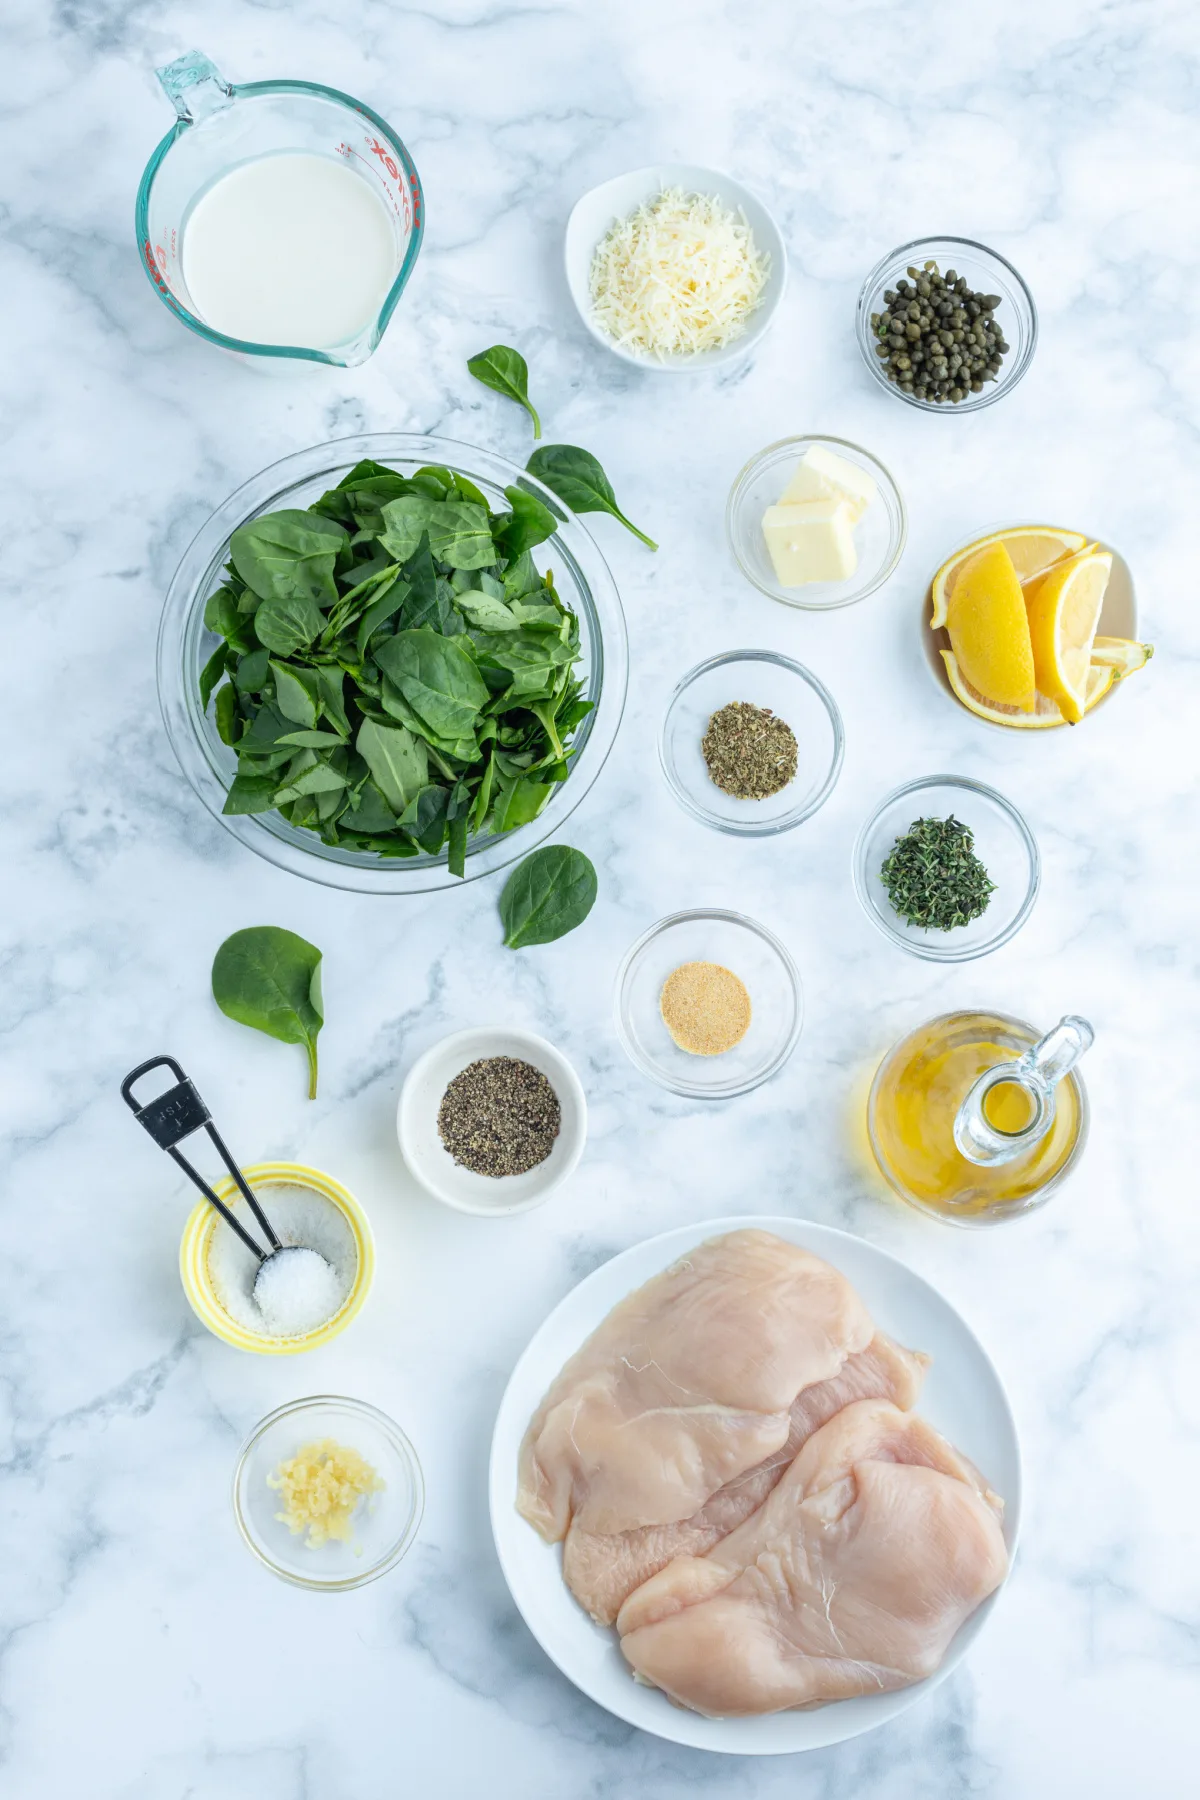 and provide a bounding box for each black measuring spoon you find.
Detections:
[120,1056,333,1311]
